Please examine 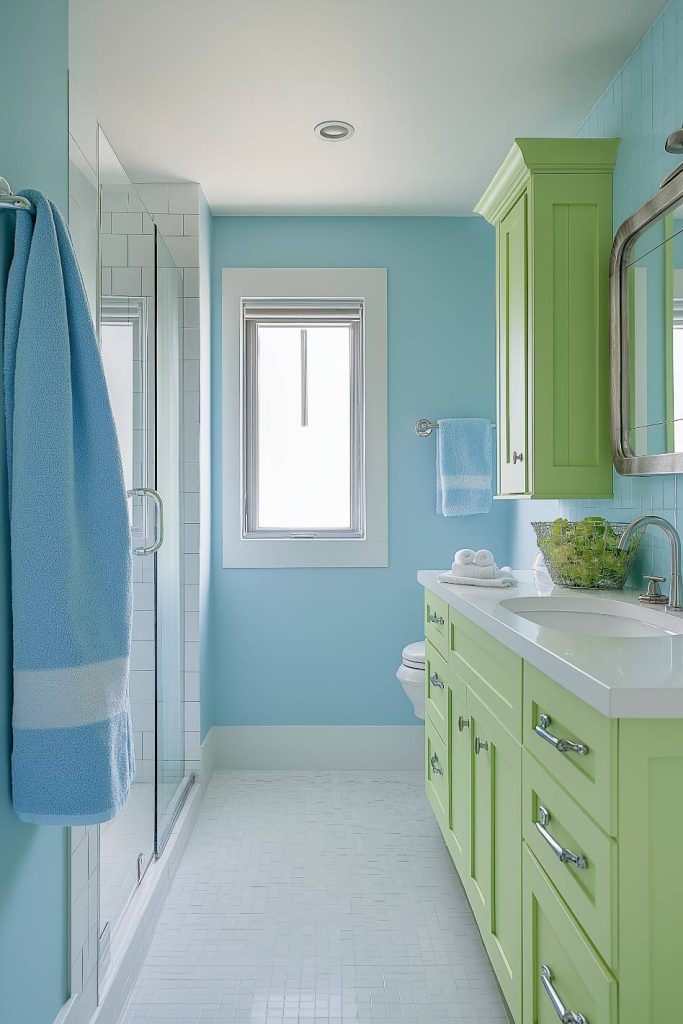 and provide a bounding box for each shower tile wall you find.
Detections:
[135,181,203,774]
[100,189,159,785]
[511,0,683,581]
[100,182,203,777]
